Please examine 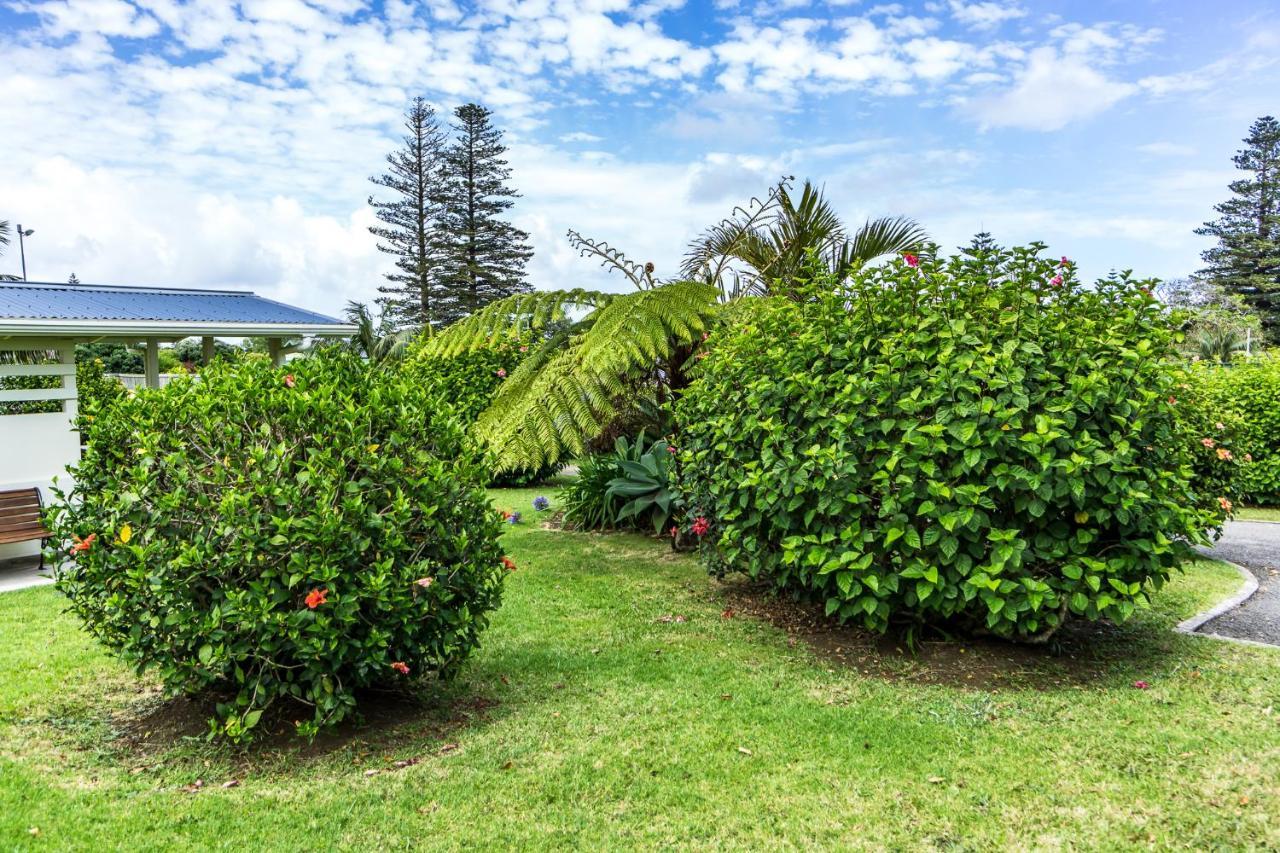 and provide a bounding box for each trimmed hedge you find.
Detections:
[1187,356,1280,504]
[673,245,1227,640]
[49,351,506,741]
